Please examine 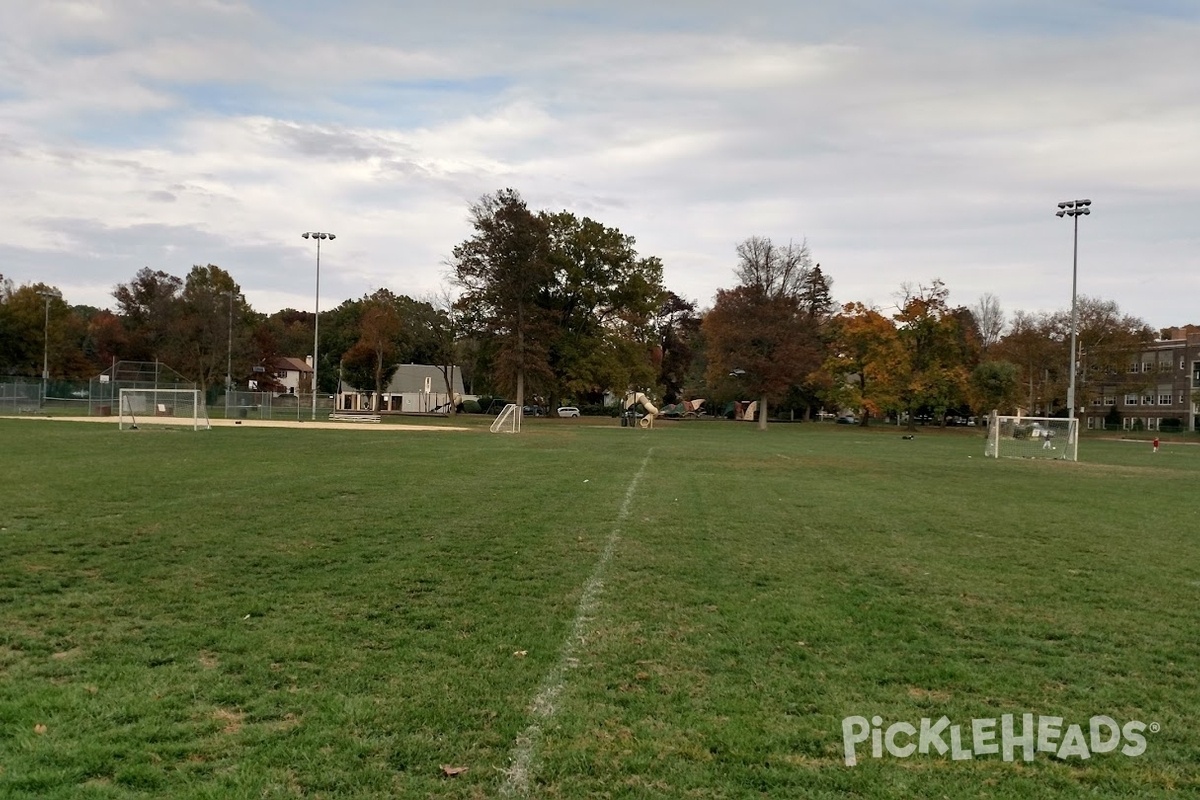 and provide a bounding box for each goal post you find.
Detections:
[489,403,521,433]
[986,411,1078,461]
[119,388,211,431]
